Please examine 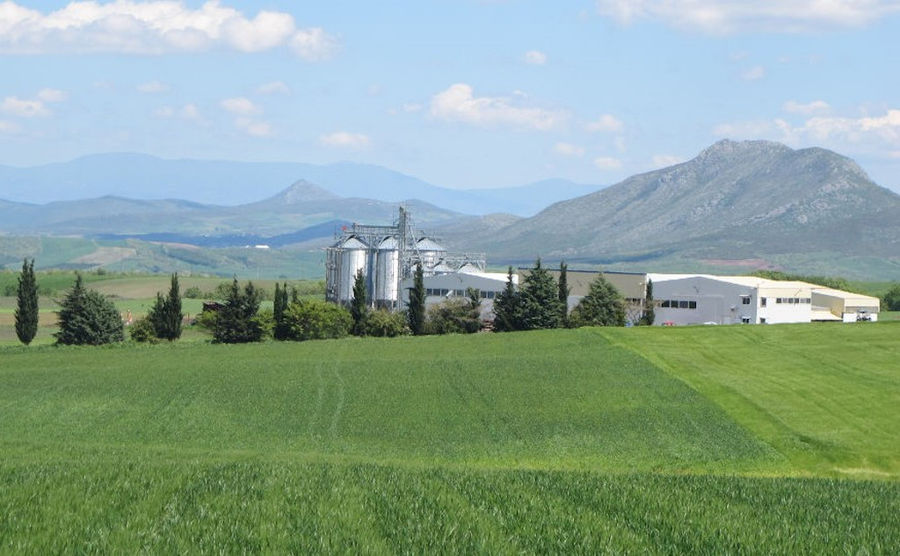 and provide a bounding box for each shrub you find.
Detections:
[130,316,161,343]
[426,294,482,335]
[365,309,409,337]
[184,286,204,299]
[283,300,351,341]
[55,274,124,346]
[884,283,900,311]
